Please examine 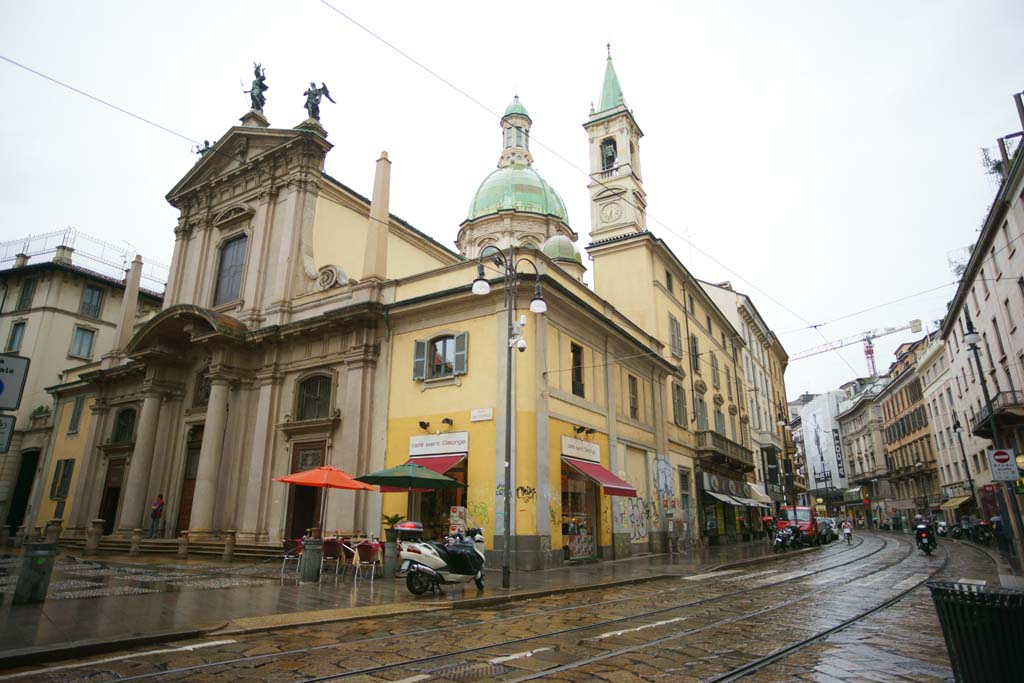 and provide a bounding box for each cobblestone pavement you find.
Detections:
[3,533,999,683]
